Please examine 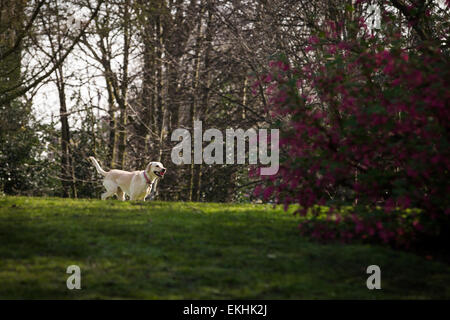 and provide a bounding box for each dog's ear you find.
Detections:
[145,162,153,172]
